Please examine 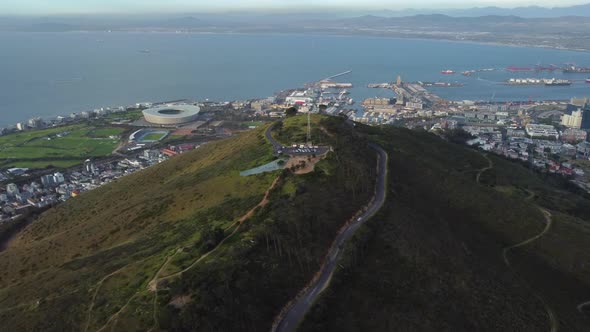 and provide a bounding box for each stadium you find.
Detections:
[142,104,200,125]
